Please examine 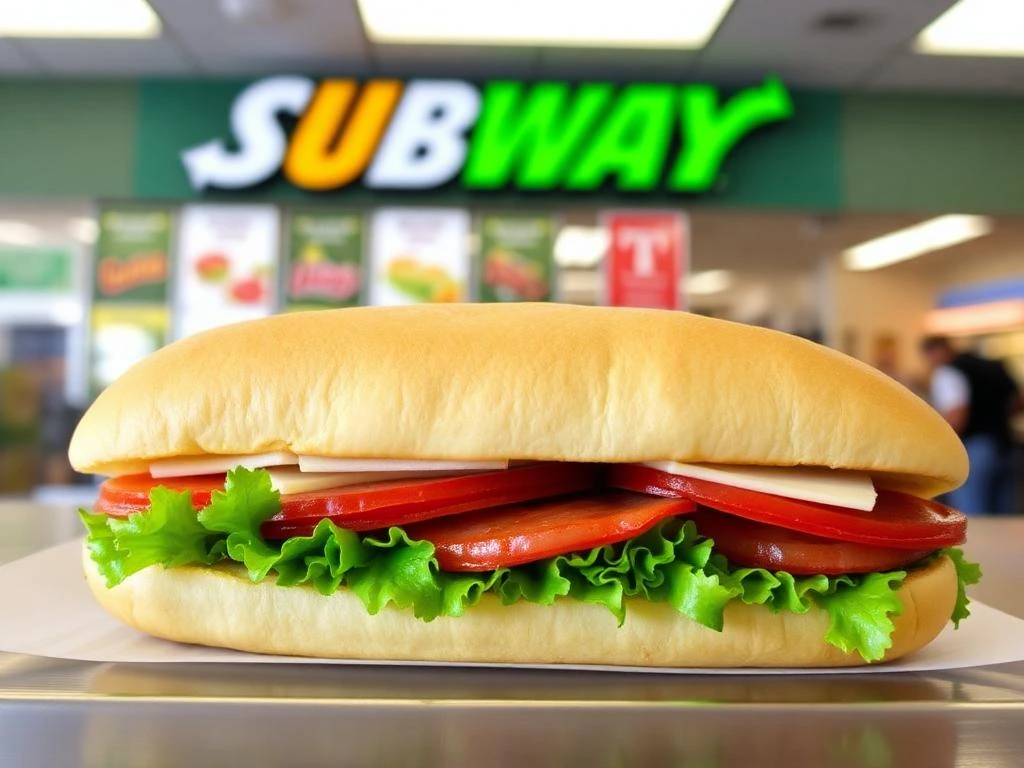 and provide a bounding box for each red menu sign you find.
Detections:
[603,211,687,310]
